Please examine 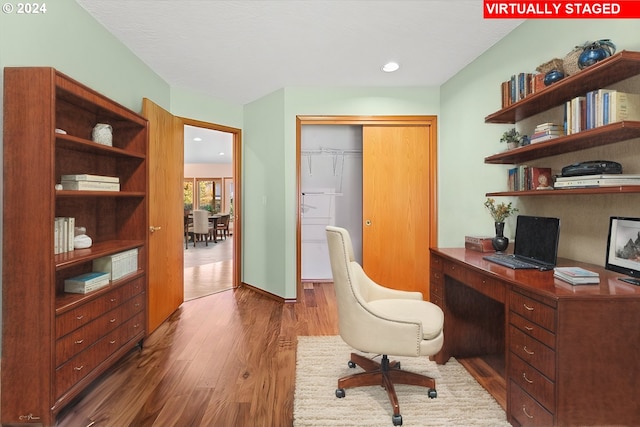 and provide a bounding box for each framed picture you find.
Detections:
[605,217,640,285]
